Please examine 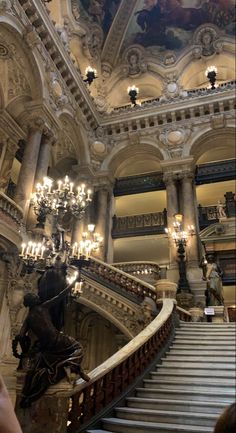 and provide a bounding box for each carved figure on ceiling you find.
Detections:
[123,47,147,77]
[126,0,234,56]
